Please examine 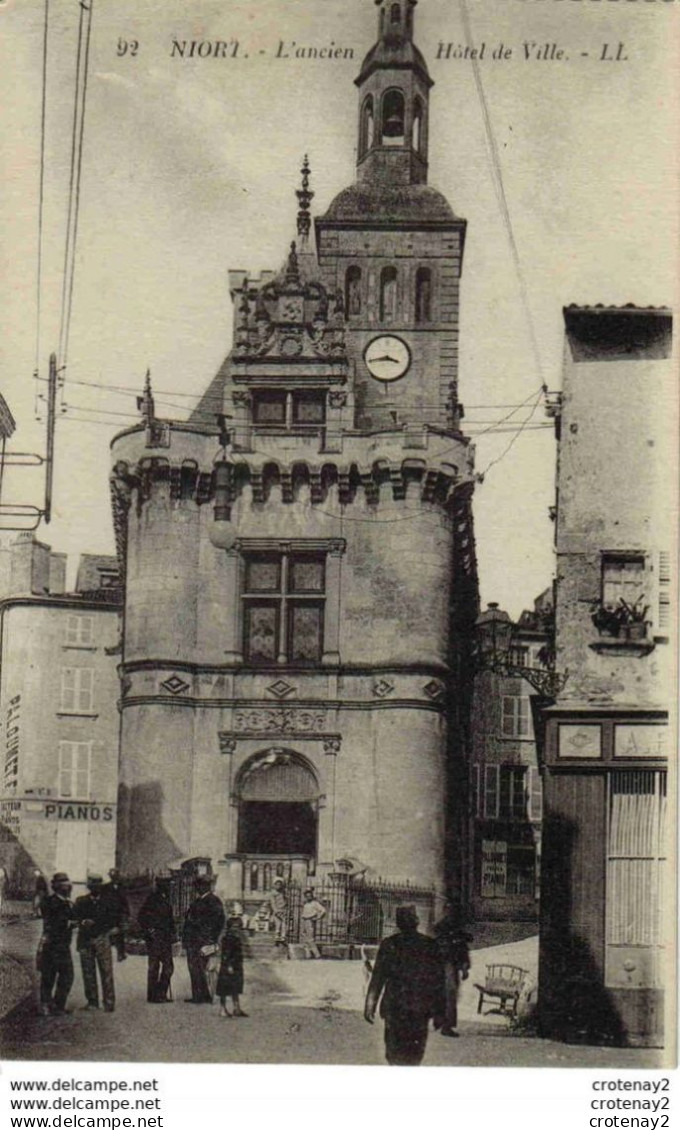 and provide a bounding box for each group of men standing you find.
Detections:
[38,869,128,1016]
